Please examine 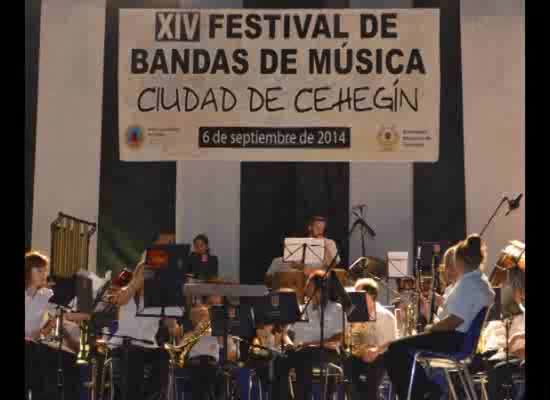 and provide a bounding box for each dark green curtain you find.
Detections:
[96,0,179,275]
[413,0,467,245]
[25,0,42,252]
